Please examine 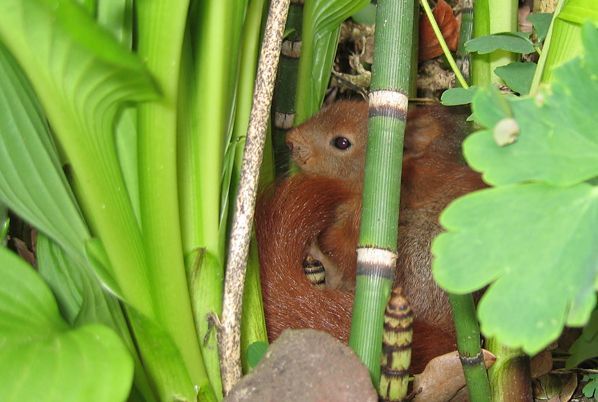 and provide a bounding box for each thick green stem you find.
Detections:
[472,0,518,86]
[487,339,533,402]
[349,0,414,385]
[449,293,491,402]
[271,1,303,175]
[136,0,208,390]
